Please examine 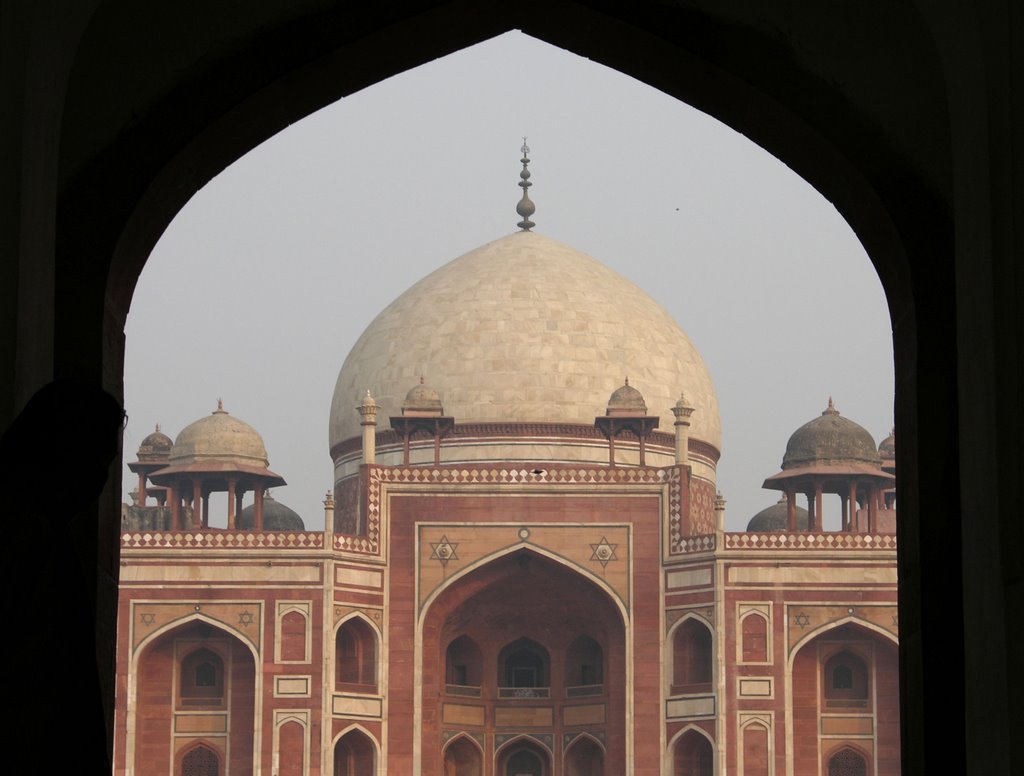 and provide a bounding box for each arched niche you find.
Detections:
[445,635,483,692]
[178,742,220,776]
[334,727,376,776]
[134,620,255,775]
[421,549,627,774]
[335,615,378,693]
[496,737,550,776]
[565,635,604,691]
[179,646,225,708]
[279,609,307,662]
[565,735,605,776]
[443,734,483,776]
[791,623,900,775]
[499,637,550,692]
[670,617,713,695]
[672,728,713,776]
[740,612,769,663]
[823,650,870,708]
[826,744,871,776]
